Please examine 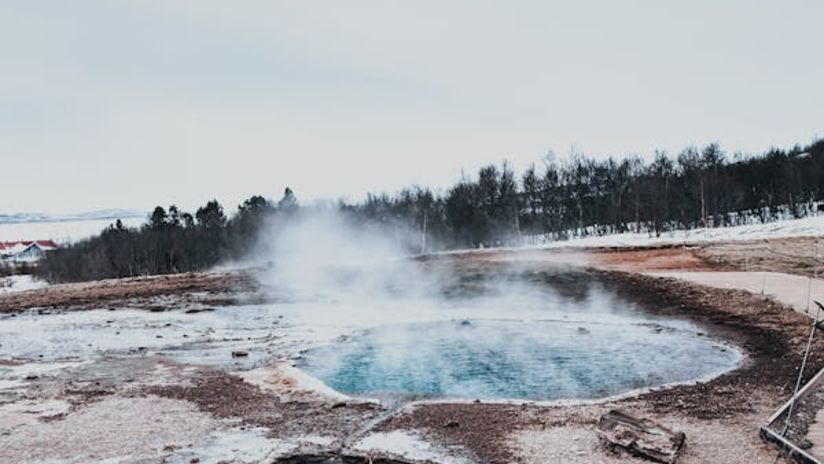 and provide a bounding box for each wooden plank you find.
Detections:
[596,409,685,464]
